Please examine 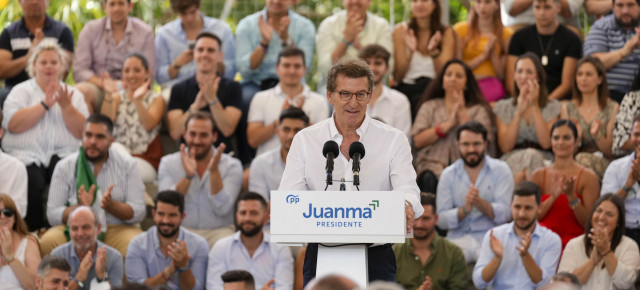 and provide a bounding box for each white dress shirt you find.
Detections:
[367,86,411,138]
[249,146,285,201]
[278,114,423,218]
[0,149,28,217]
